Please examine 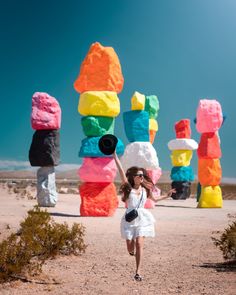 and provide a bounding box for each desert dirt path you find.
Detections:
[0,189,235,295]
